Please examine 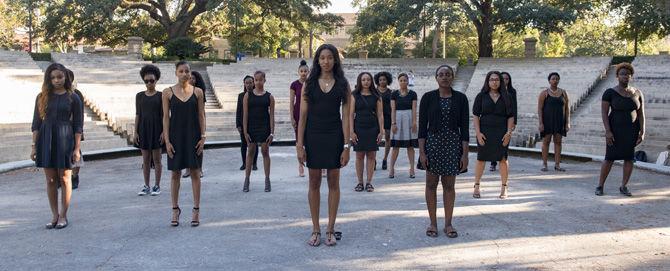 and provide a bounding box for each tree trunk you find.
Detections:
[476,1,494,57]
[309,30,314,58]
[432,18,442,58]
[634,28,639,56]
